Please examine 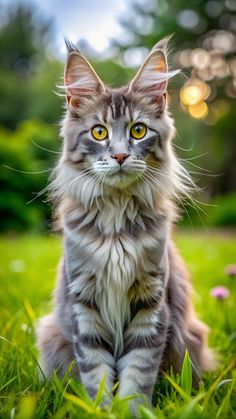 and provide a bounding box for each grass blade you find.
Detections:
[23,299,36,323]
[139,405,157,419]
[180,350,192,396]
[164,373,190,401]
[94,375,107,406]
[216,379,236,418]
[64,392,95,414]
[0,375,17,392]
[203,360,235,409]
